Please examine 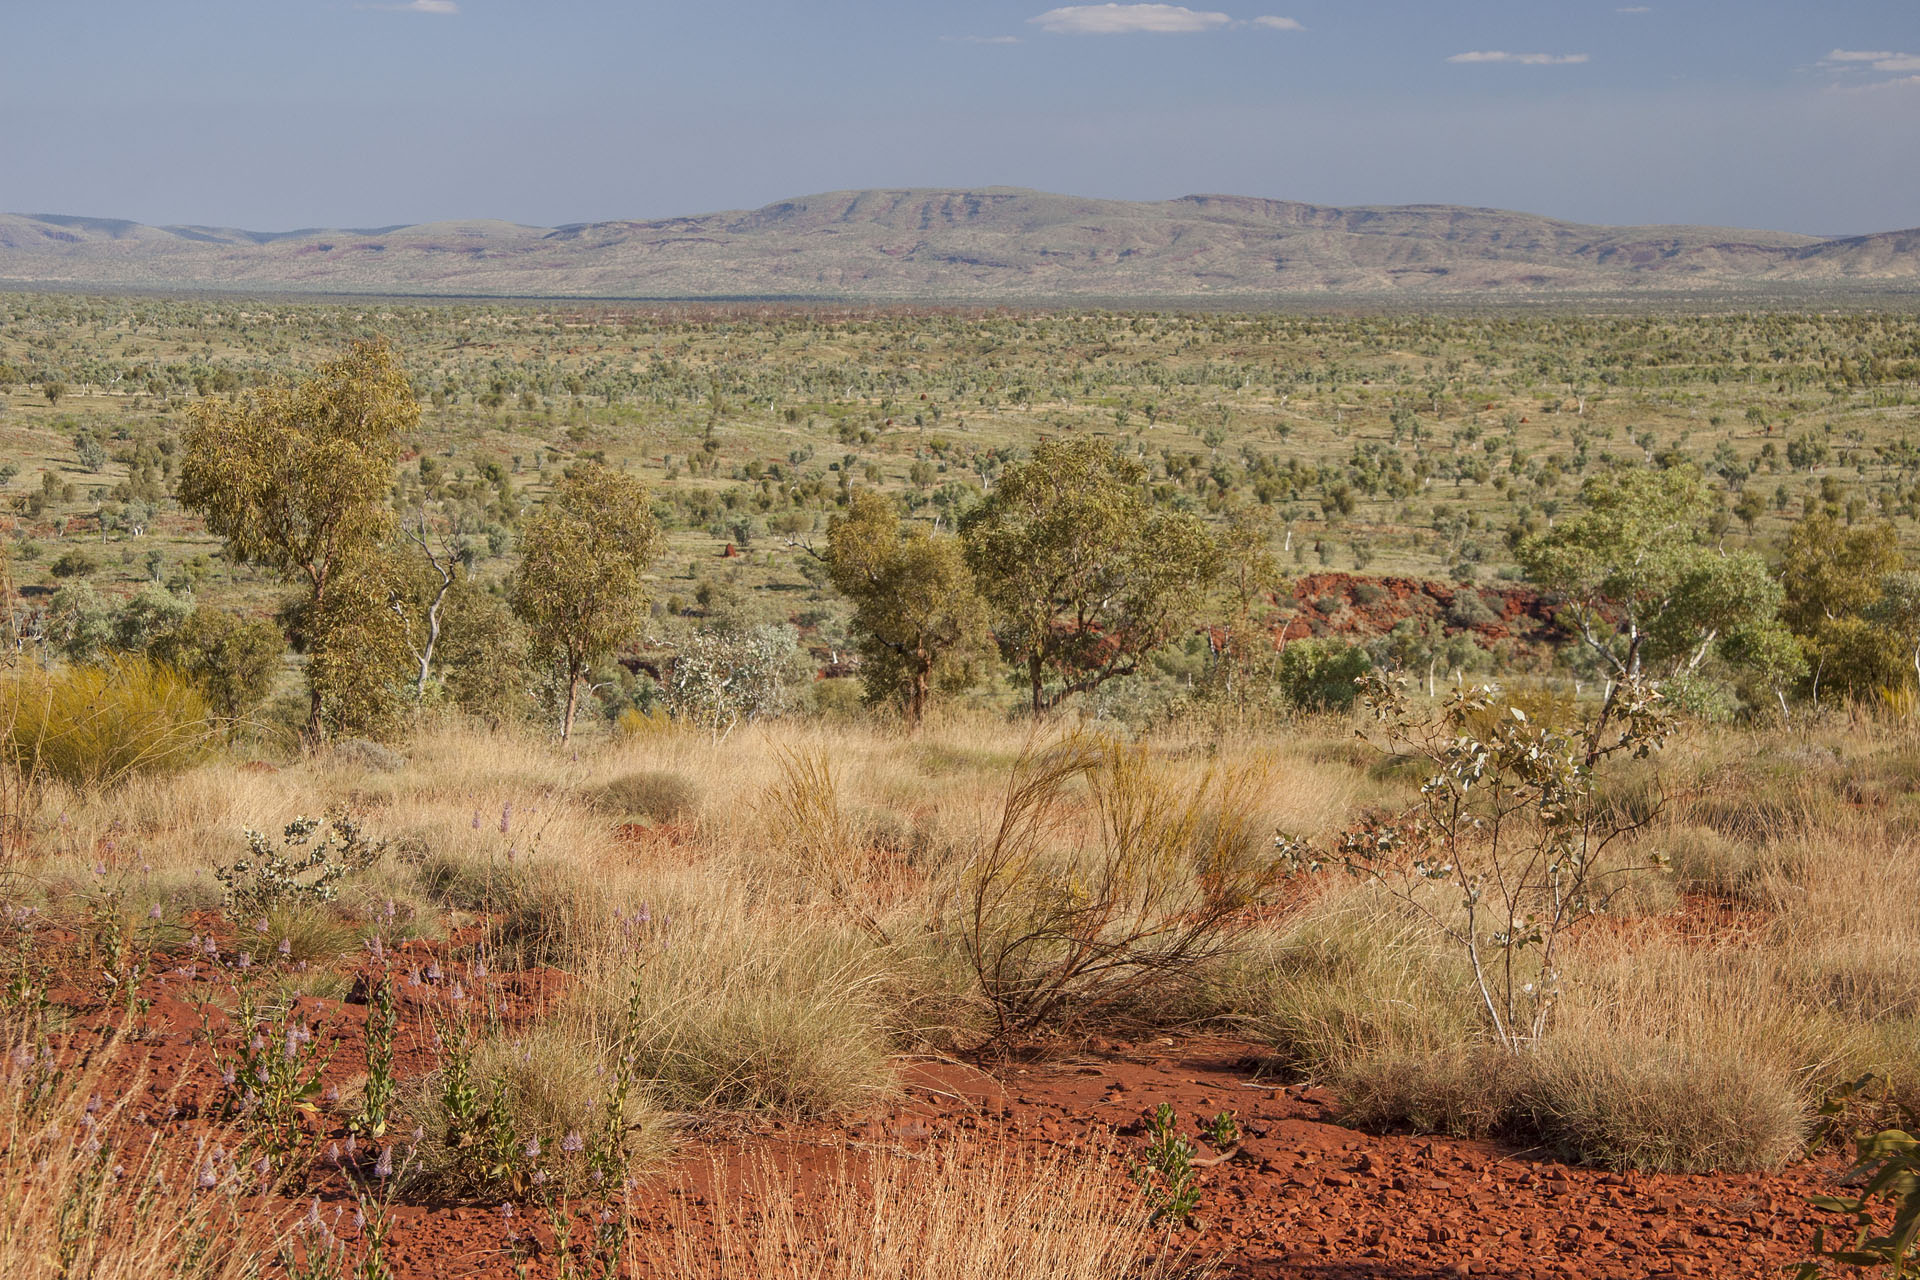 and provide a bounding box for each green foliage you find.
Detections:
[511,462,662,740]
[429,581,531,718]
[221,983,333,1174]
[1519,466,1782,684]
[1279,675,1673,1052]
[1780,513,1906,701]
[110,586,193,653]
[48,548,98,580]
[826,489,986,724]
[1274,638,1372,712]
[290,550,410,741]
[42,581,112,662]
[1131,1102,1240,1229]
[961,438,1218,713]
[148,606,283,725]
[3,655,216,789]
[1800,1104,1920,1276]
[349,975,399,1140]
[72,433,106,473]
[1197,504,1288,723]
[1871,570,1920,690]
[213,810,387,922]
[178,339,416,737]
[179,339,413,583]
